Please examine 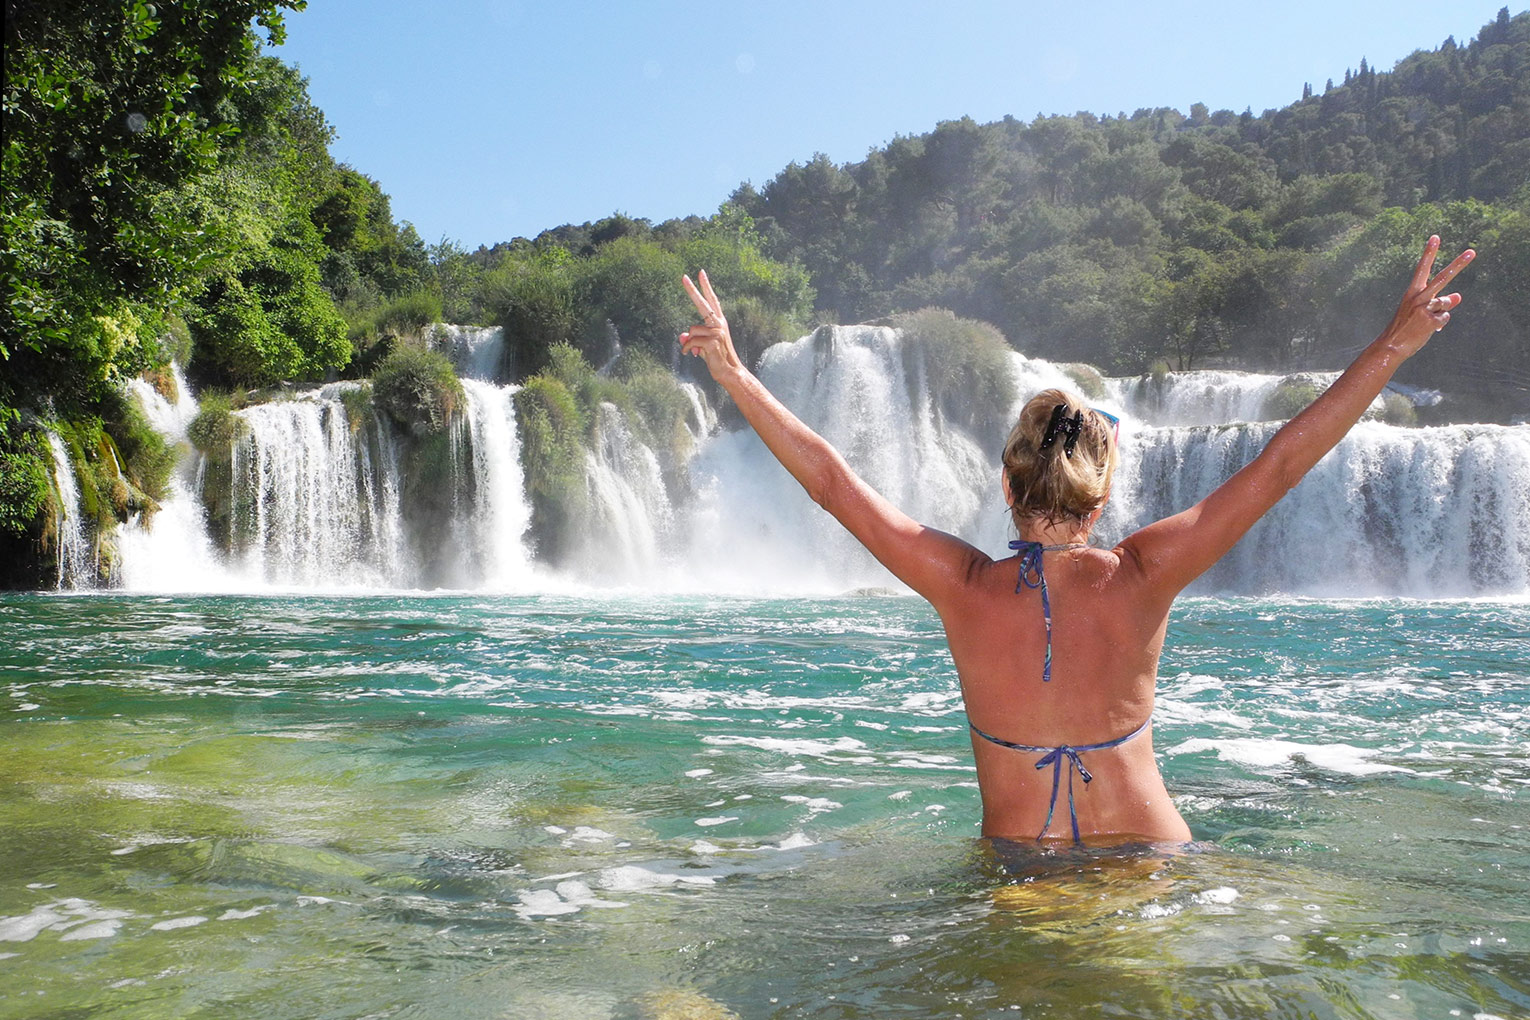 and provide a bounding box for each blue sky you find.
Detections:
[272,1,1520,250]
